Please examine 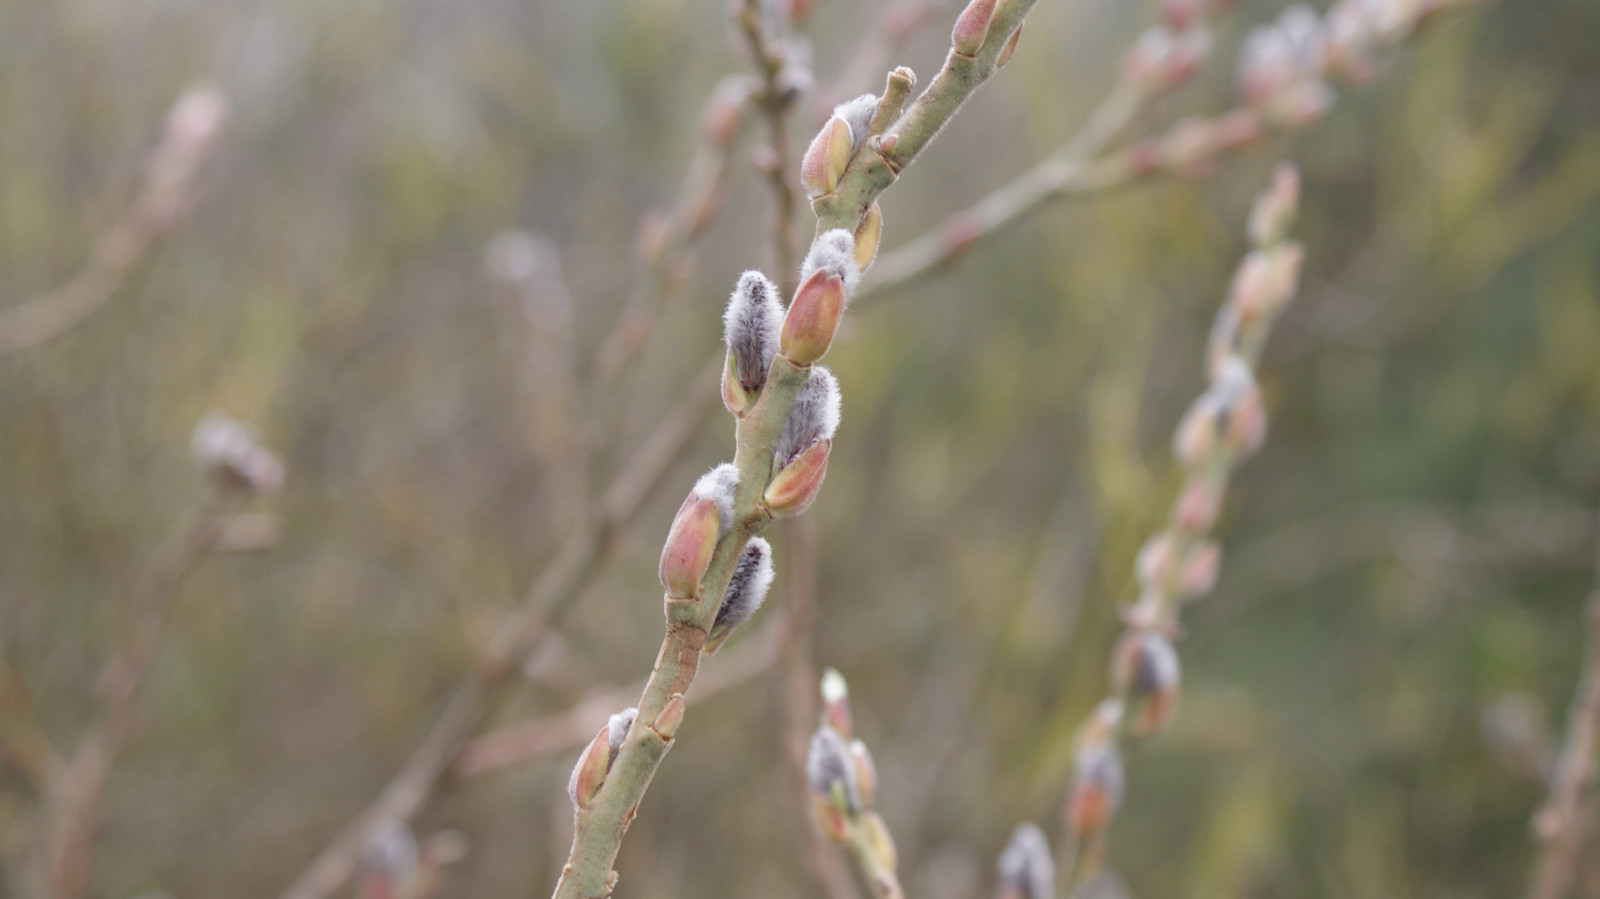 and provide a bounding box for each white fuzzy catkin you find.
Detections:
[712,538,775,639]
[692,464,741,531]
[833,93,878,152]
[605,708,637,770]
[773,367,841,467]
[798,229,862,299]
[806,725,861,813]
[997,822,1055,899]
[723,270,784,391]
